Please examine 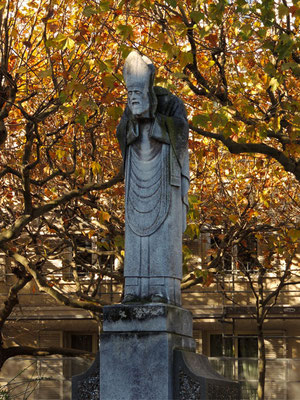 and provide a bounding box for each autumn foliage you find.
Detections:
[0,2,299,396]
